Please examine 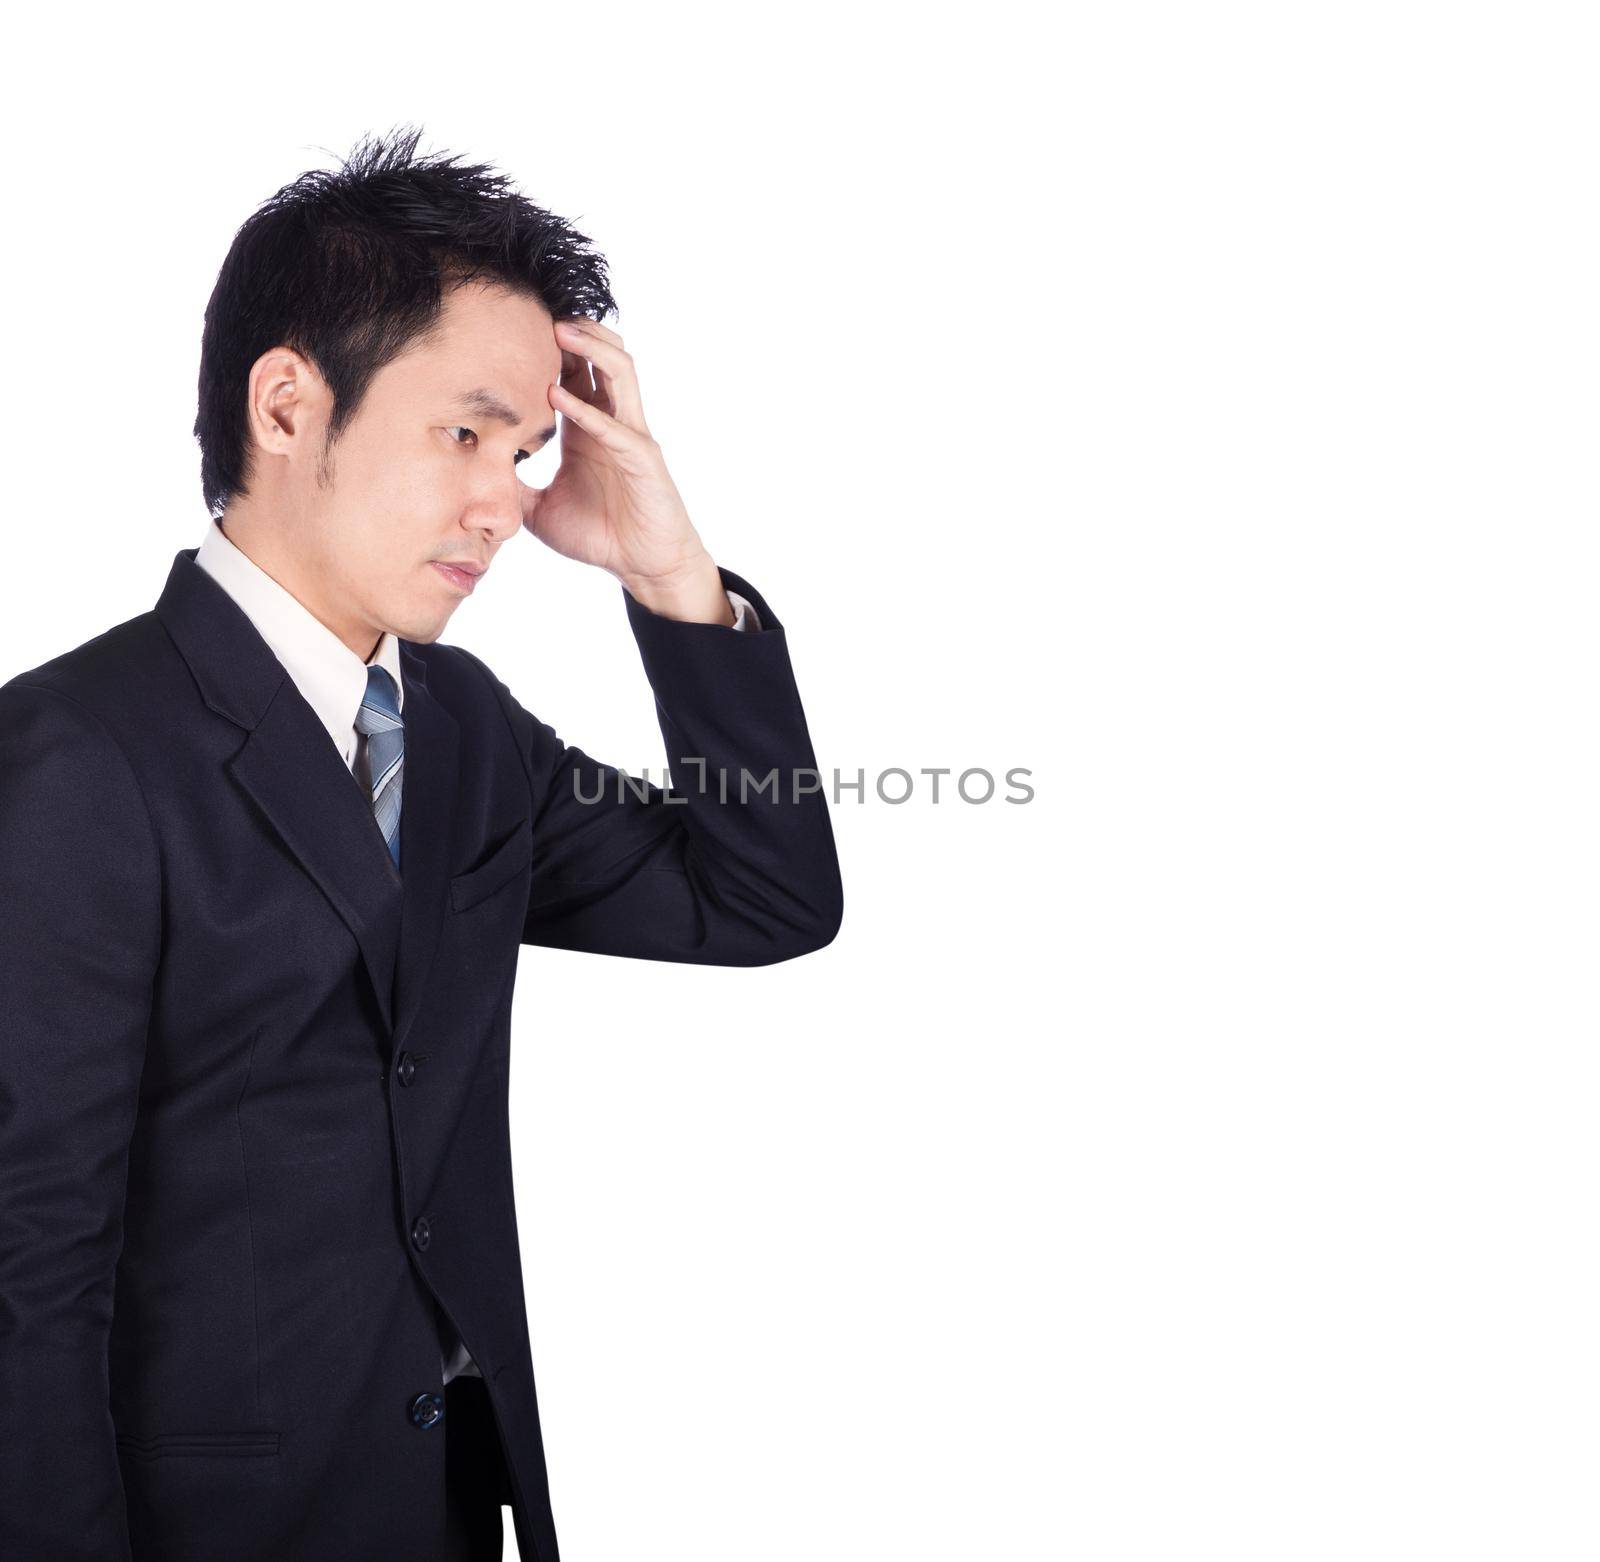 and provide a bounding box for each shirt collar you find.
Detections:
[193,517,405,765]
